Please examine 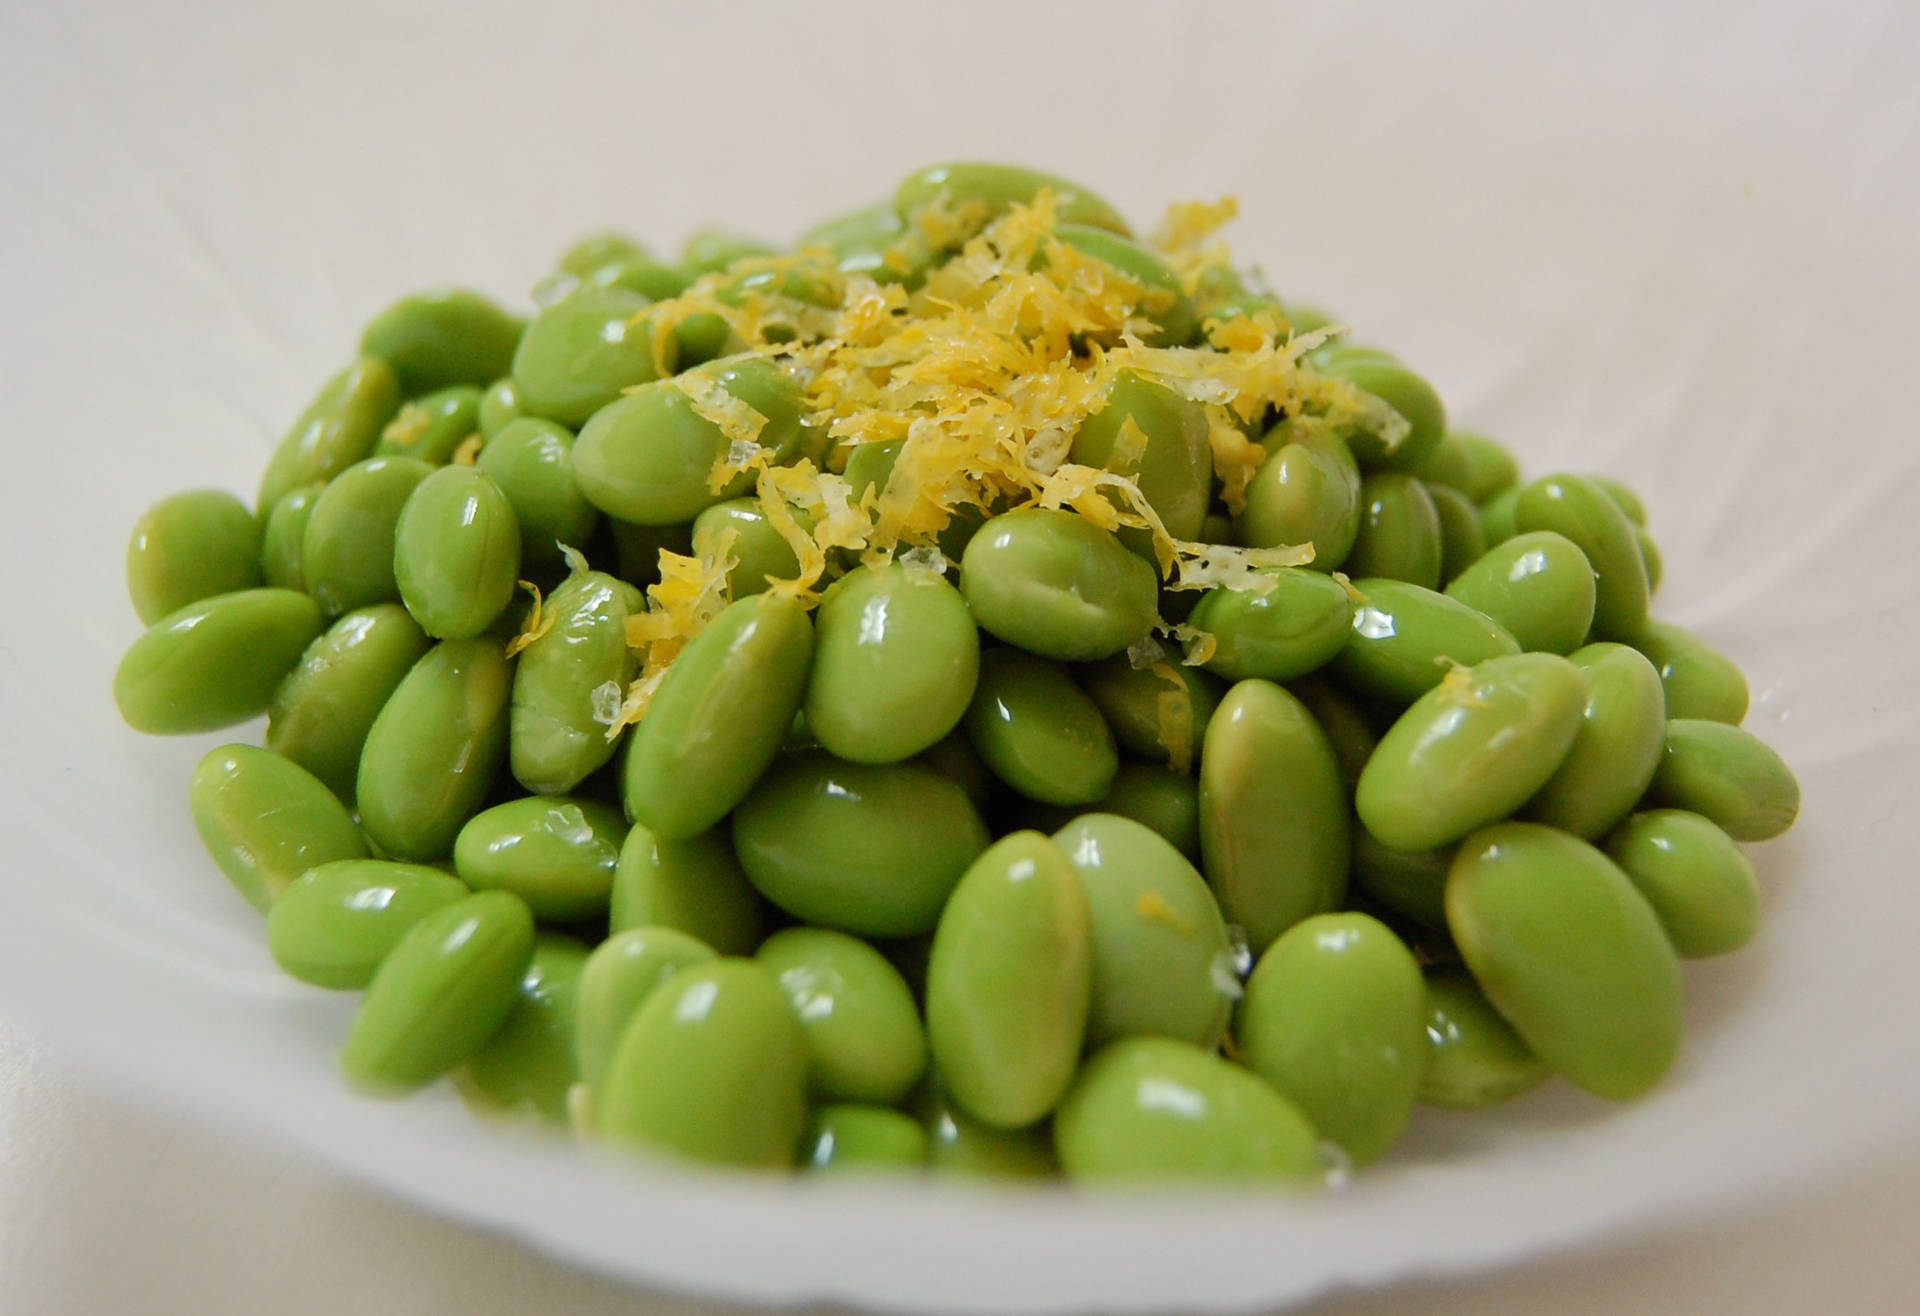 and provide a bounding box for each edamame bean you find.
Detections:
[679,228,778,276]
[799,202,934,287]
[260,483,324,592]
[587,256,693,301]
[959,508,1159,661]
[1350,831,1451,930]
[392,466,522,639]
[1069,370,1212,545]
[511,288,671,428]
[805,563,979,763]
[1198,512,1236,544]
[1513,474,1649,640]
[967,648,1118,805]
[1288,674,1380,790]
[302,455,433,615]
[343,891,535,1092]
[1356,652,1588,851]
[1054,1037,1322,1182]
[1053,813,1235,1049]
[126,489,262,624]
[1307,341,1399,372]
[1095,762,1203,858]
[1237,912,1426,1165]
[1412,433,1472,493]
[842,438,904,501]
[623,591,814,839]
[1634,619,1749,724]
[1187,568,1355,683]
[1636,525,1663,594]
[360,289,523,395]
[1344,473,1442,588]
[915,729,995,811]
[1429,484,1486,584]
[1480,483,1521,545]
[453,795,627,922]
[610,824,768,955]
[1446,432,1521,503]
[475,418,600,569]
[691,498,802,597]
[508,570,643,795]
[926,831,1091,1128]
[732,752,989,937]
[114,588,324,734]
[1446,822,1681,1099]
[376,385,484,465]
[457,932,588,1123]
[258,358,401,510]
[1592,476,1647,526]
[756,927,928,1104]
[1077,654,1222,771]
[1647,719,1799,842]
[557,231,650,278]
[357,637,512,861]
[1236,438,1361,571]
[1443,531,1596,655]
[267,603,432,800]
[1054,226,1198,347]
[1419,969,1551,1109]
[1523,643,1665,839]
[573,355,808,525]
[894,162,1131,238]
[919,1085,1058,1178]
[805,1105,928,1172]
[1332,578,1519,704]
[189,744,368,912]
[1317,356,1447,472]
[1199,680,1350,952]
[478,377,524,439]
[1606,809,1761,957]
[574,928,717,1094]
[266,860,469,988]
[597,959,809,1169]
